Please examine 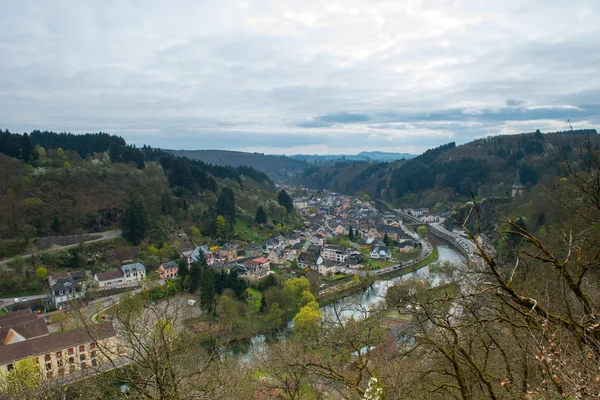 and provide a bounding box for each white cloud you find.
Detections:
[0,0,599,154]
